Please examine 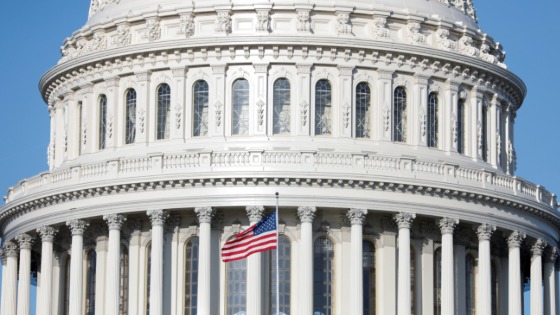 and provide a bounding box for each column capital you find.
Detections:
[0,248,5,265]
[297,206,317,223]
[246,206,265,223]
[67,219,90,235]
[347,208,367,225]
[438,217,459,234]
[476,223,496,241]
[394,212,415,229]
[37,226,59,242]
[3,240,18,257]
[103,214,127,230]
[507,230,526,248]
[15,233,35,250]
[147,209,169,226]
[195,207,215,224]
[531,239,547,256]
[545,247,559,263]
